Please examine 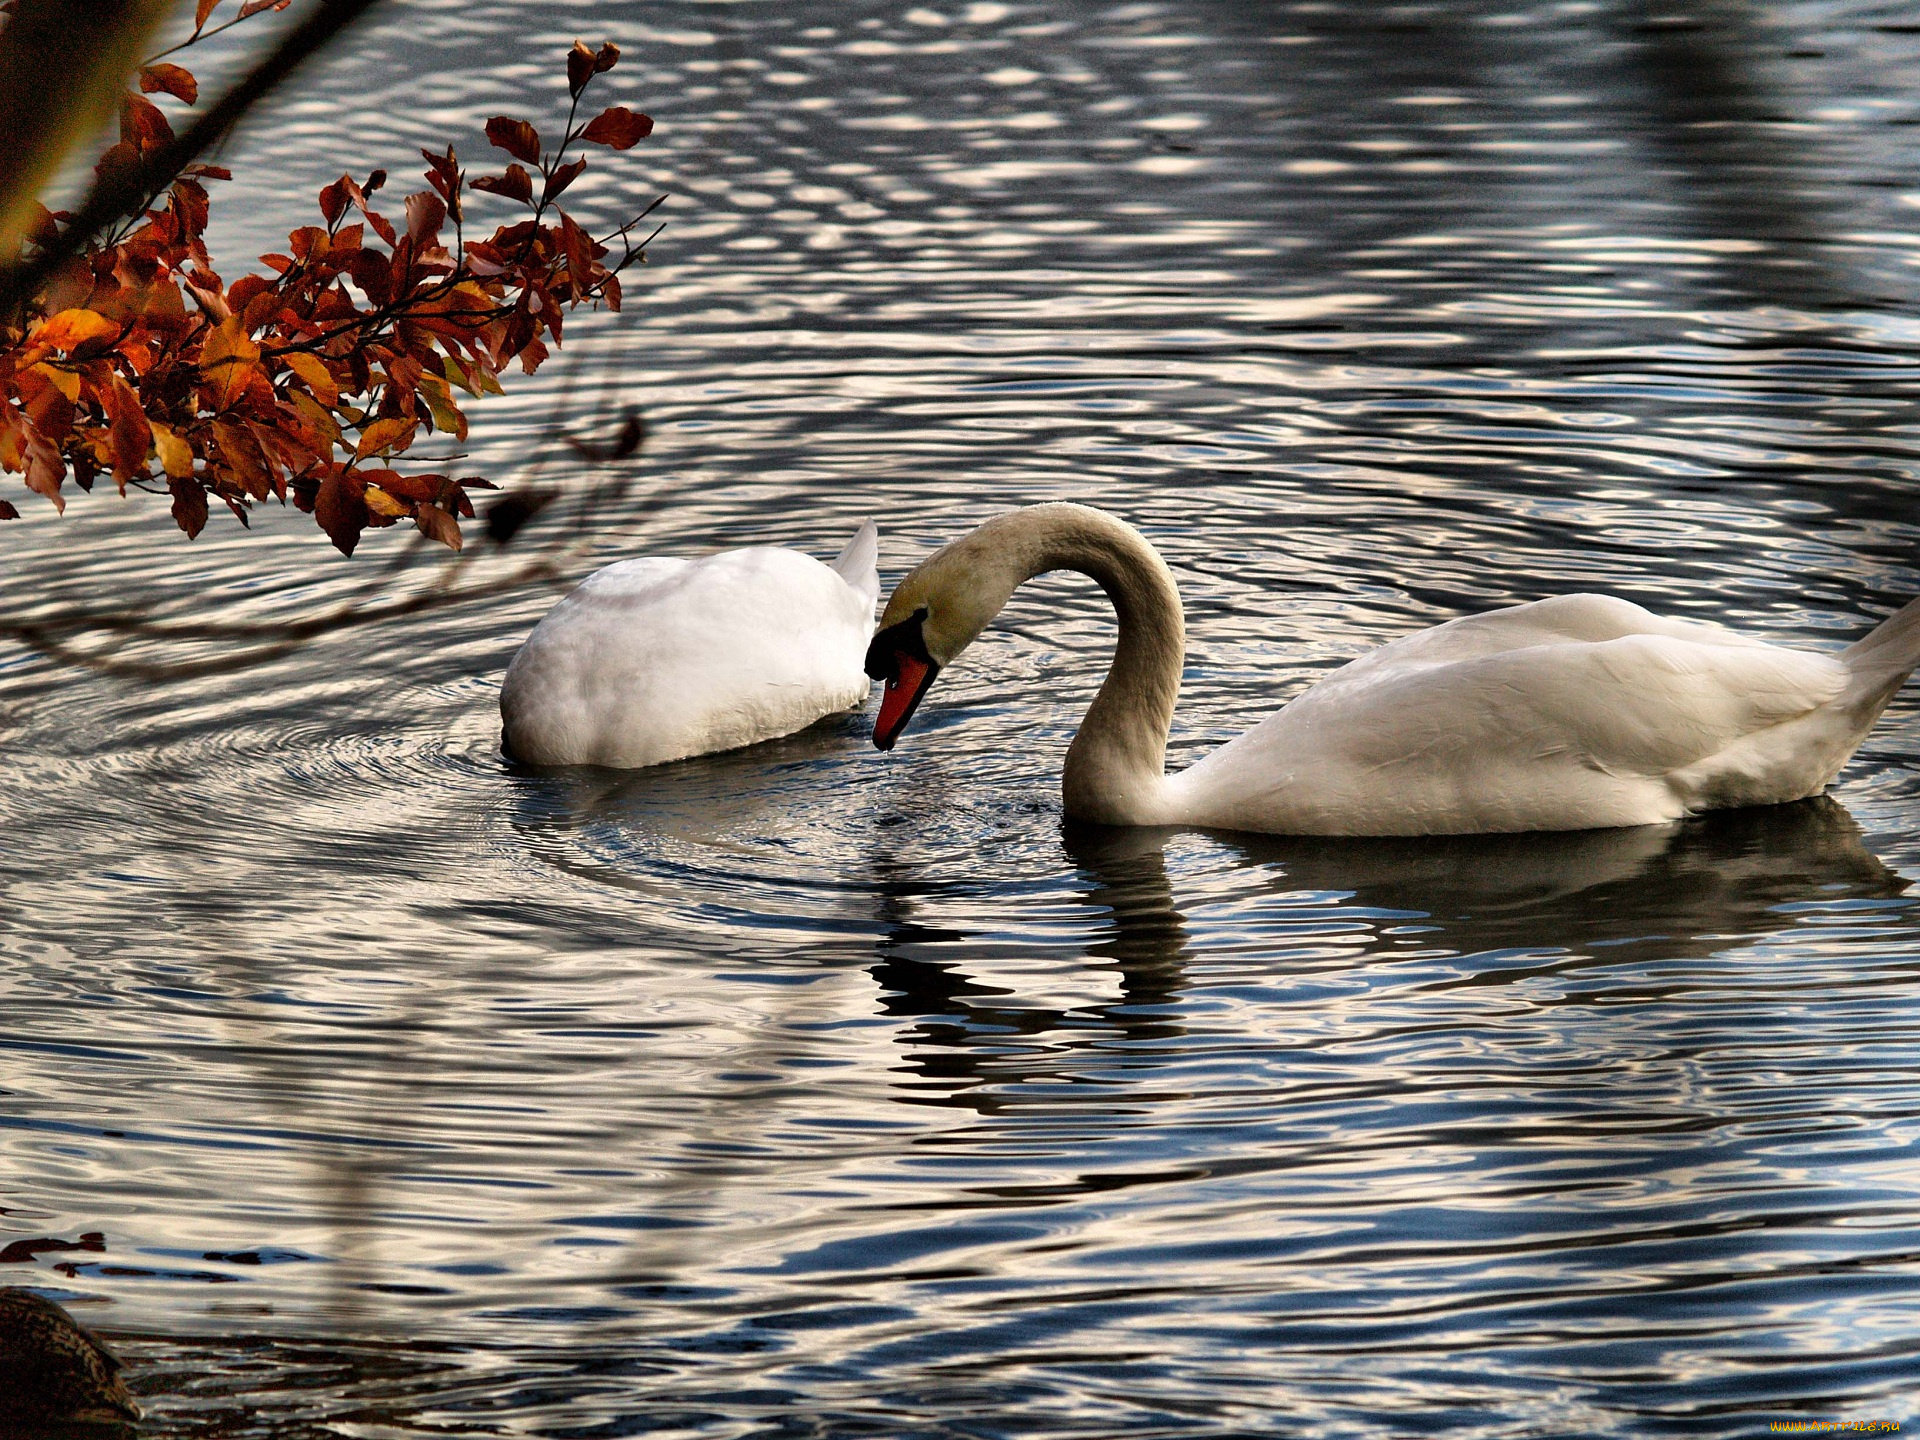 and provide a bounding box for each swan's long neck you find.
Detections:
[961,506,1184,825]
